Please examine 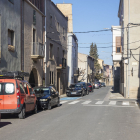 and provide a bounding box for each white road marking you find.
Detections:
[109,101,116,105]
[69,101,80,104]
[95,101,104,105]
[83,105,135,107]
[135,101,138,106]
[122,101,129,106]
[82,101,91,104]
[60,101,68,104]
